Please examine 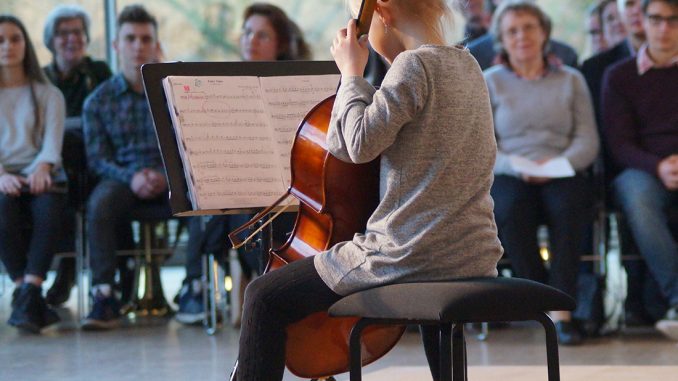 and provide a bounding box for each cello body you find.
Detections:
[268,96,405,378]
